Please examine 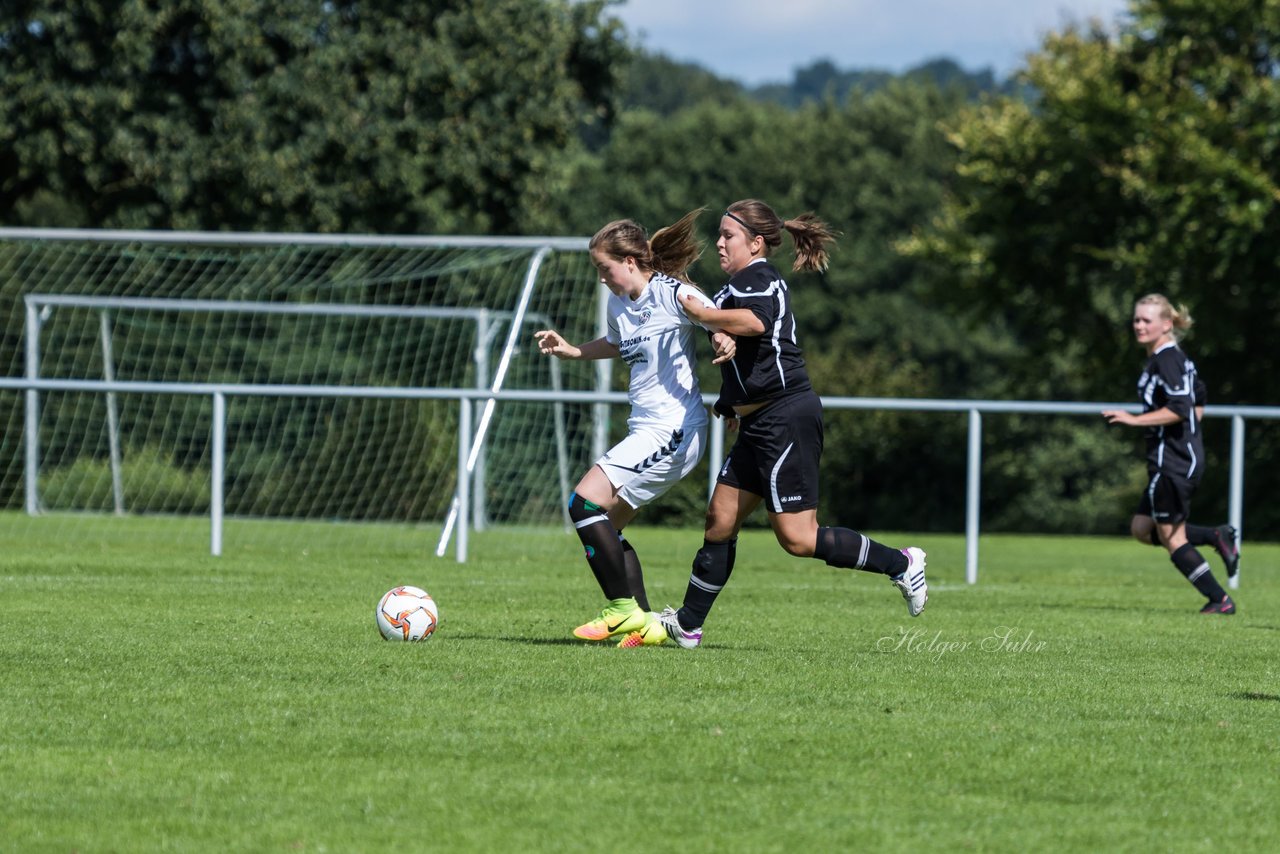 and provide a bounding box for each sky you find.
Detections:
[609,0,1132,85]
